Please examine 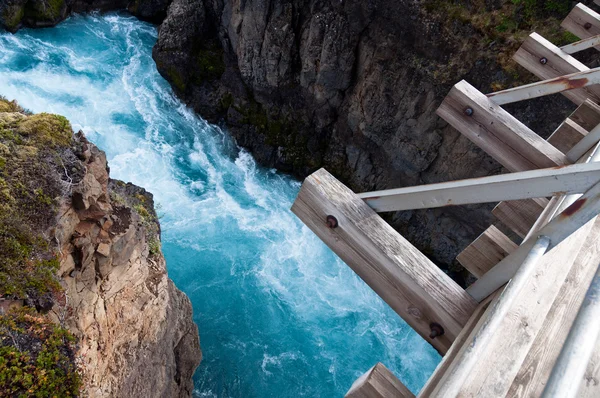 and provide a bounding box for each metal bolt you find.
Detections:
[326,215,338,229]
[429,323,445,339]
[540,57,548,65]
[464,107,474,116]
[585,22,592,30]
